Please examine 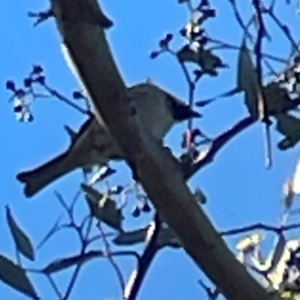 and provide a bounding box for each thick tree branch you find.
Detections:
[49,1,279,300]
